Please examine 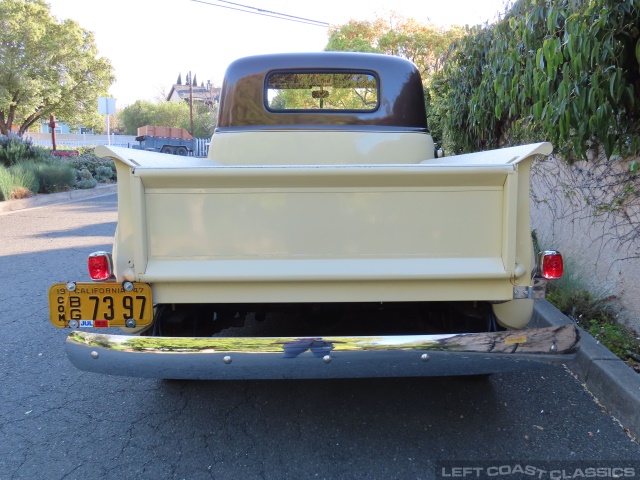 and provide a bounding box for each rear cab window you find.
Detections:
[266,71,379,112]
